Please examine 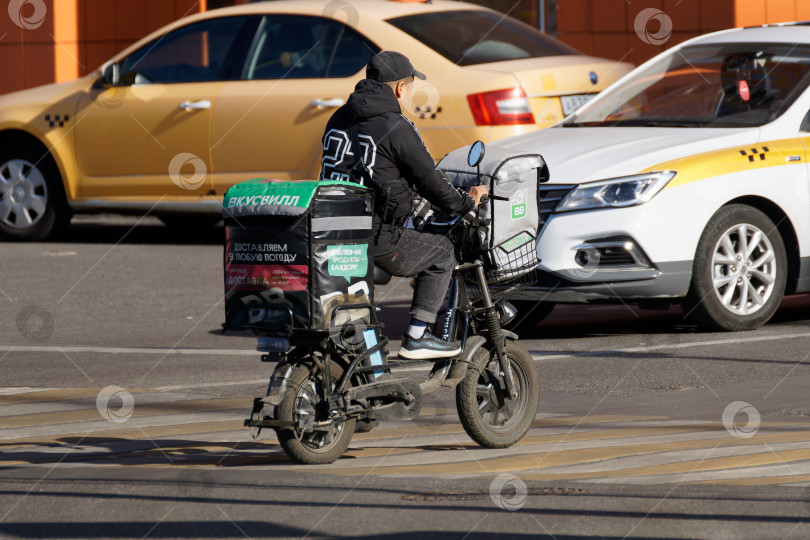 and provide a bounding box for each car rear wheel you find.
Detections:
[0,142,70,241]
[683,204,786,331]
